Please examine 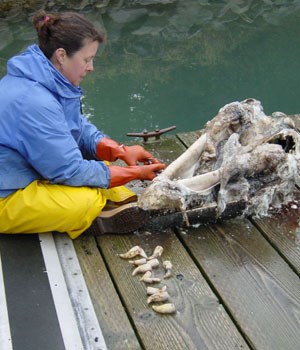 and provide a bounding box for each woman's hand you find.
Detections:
[109,163,166,188]
[96,137,164,166]
[119,145,161,166]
